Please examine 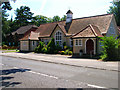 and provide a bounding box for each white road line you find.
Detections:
[13,67,18,69]
[88,84,106,88]
[0,63,4,65]
[3,64,58,79]
[28,71,58,79]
